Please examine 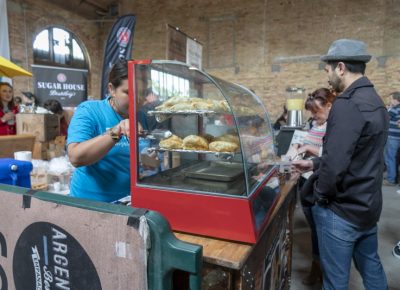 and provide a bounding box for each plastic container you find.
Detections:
[0,158,33,188]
